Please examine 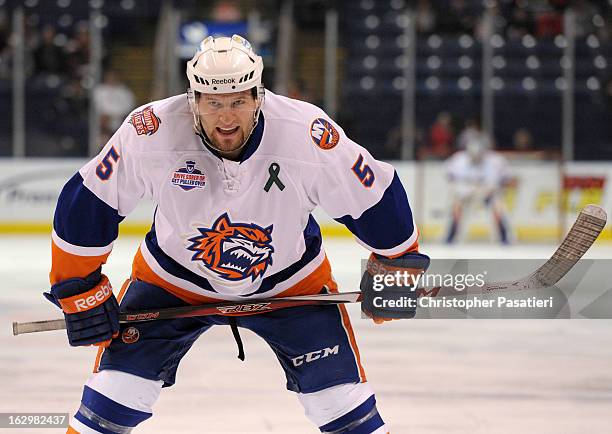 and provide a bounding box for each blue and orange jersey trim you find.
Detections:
[131,244,334,306]
[50,231,113,284]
